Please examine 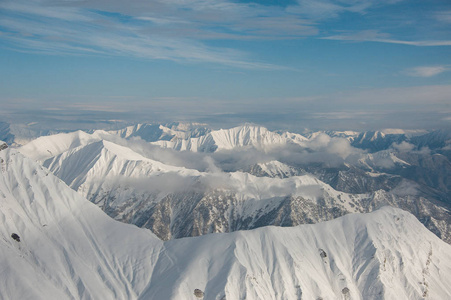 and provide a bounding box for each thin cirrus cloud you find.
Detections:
[435,10,451,23]
[322,30,451,47]
[0,0,317,68]
[405,66,449,77]
[0,4,271,68]
[1,0,449,68]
